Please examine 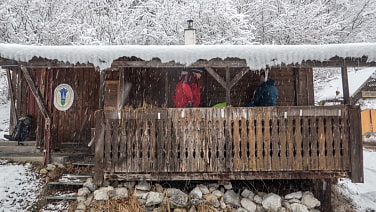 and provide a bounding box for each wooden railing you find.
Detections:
[94,106,363,184]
